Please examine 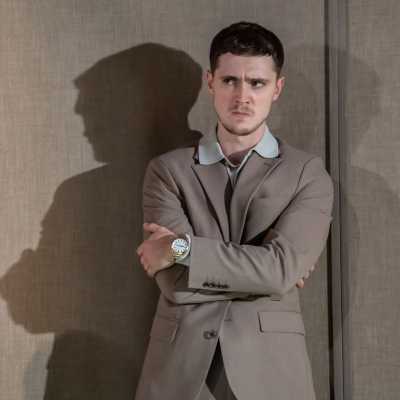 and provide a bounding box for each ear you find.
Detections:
[272,76,285,102]
[206,70,214,94]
